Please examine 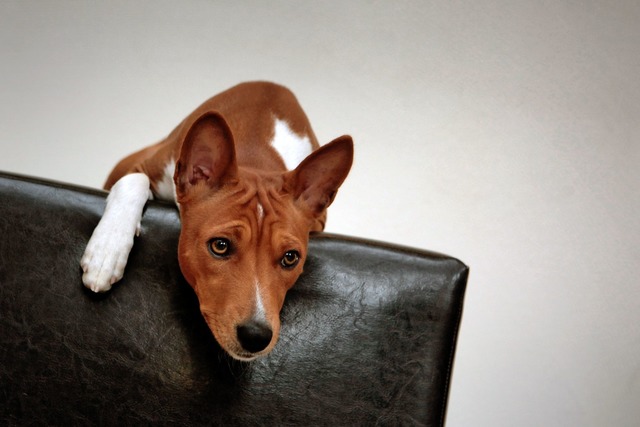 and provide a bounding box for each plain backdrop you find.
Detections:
[1,1,638,426]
